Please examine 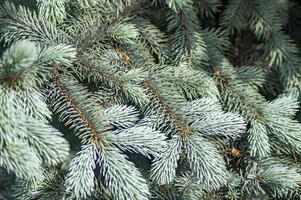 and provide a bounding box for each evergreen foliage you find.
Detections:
[0,0,301,199]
